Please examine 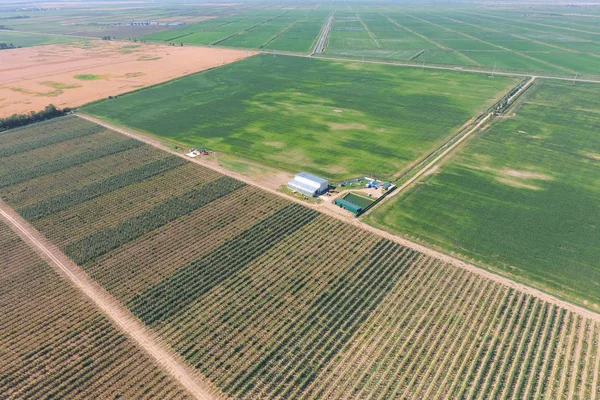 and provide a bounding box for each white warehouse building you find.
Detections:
[287,172,329,197]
